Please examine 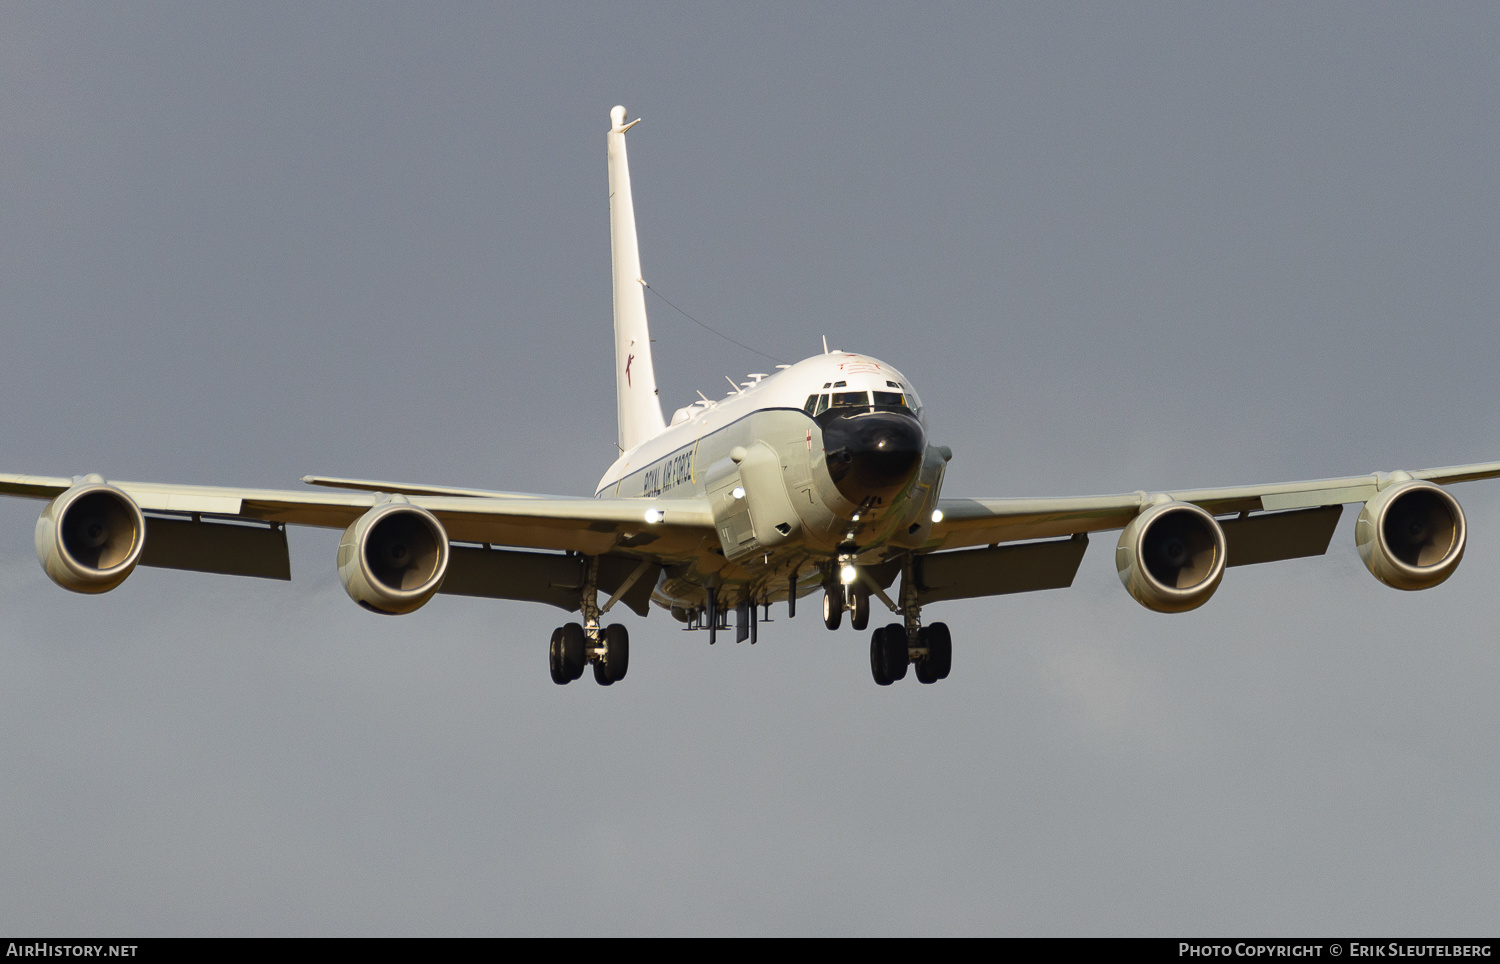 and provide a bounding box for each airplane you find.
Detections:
[3,104,1498,688]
